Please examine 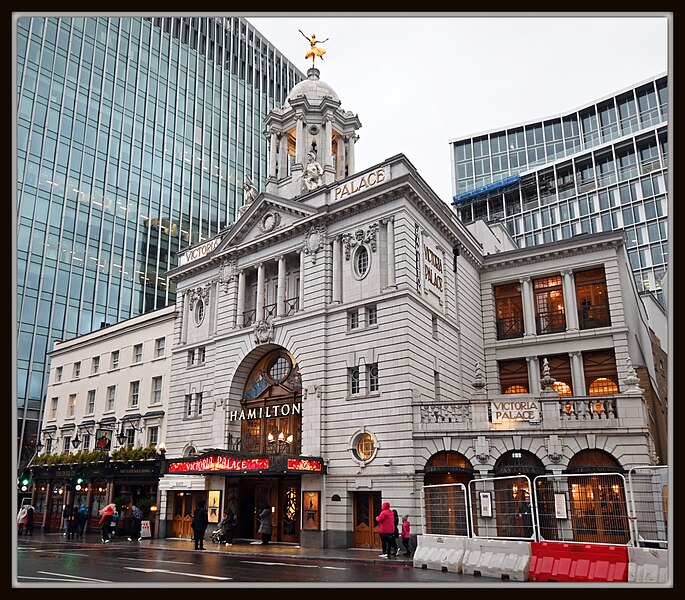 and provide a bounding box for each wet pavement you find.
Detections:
[19,530,416,567]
